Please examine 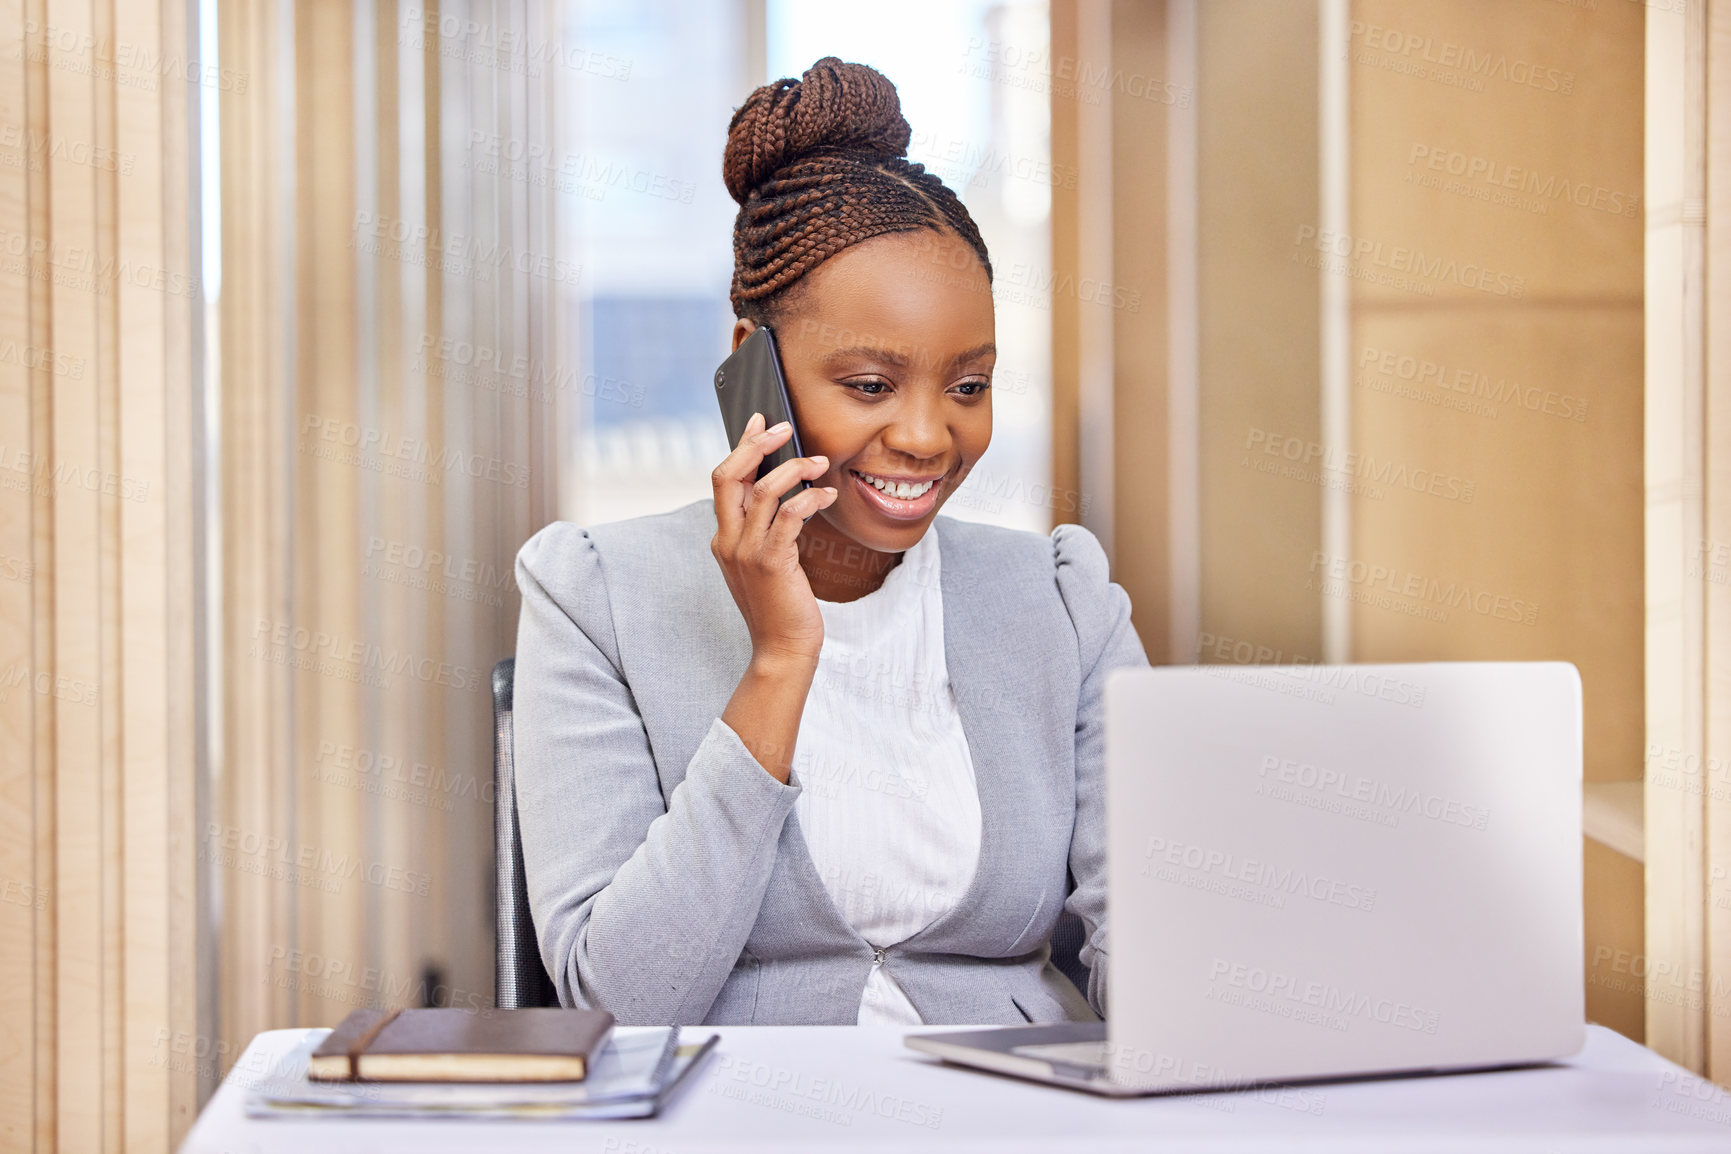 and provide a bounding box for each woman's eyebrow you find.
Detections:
[819,341,998,370]
[950,341,997,365]
[821,344,912,368]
